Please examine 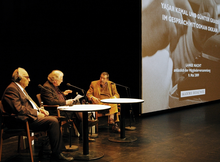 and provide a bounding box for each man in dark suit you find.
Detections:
[1,67,74,162]
[41,70,97,141]
[40,70,74,106]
